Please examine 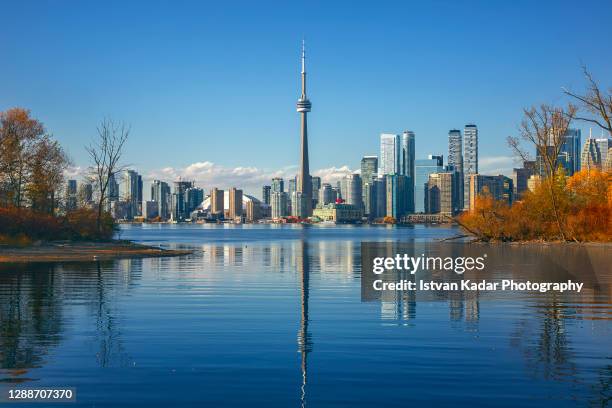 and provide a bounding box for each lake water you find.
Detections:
[0,224,610,407]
